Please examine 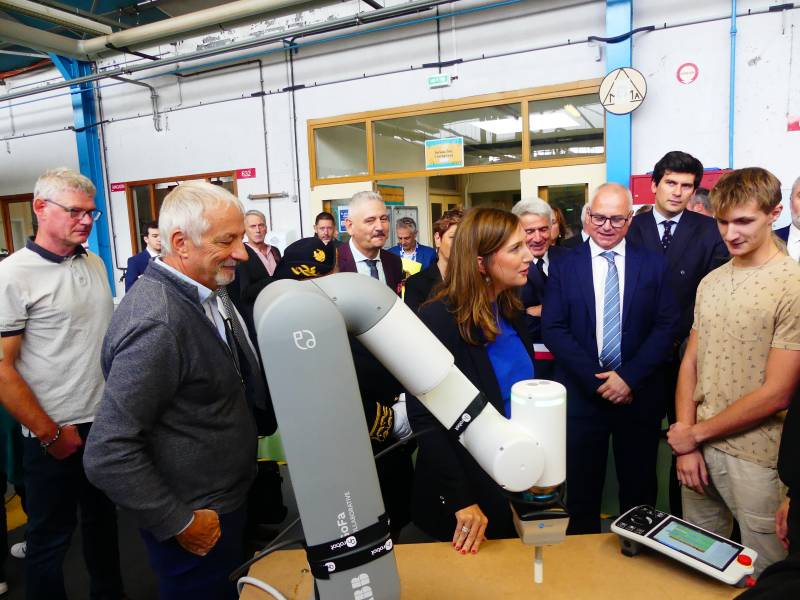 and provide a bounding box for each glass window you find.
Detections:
[314,123,368,179]
[529,95,604,160]
[373,104,523,173]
